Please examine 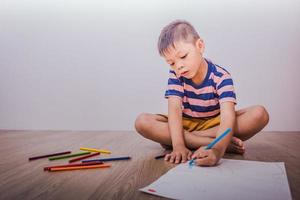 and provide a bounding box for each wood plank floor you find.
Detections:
[0,130,299,200]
